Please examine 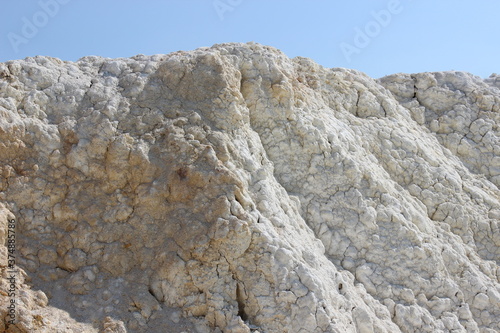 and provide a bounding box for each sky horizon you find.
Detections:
[1,1,499,79]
